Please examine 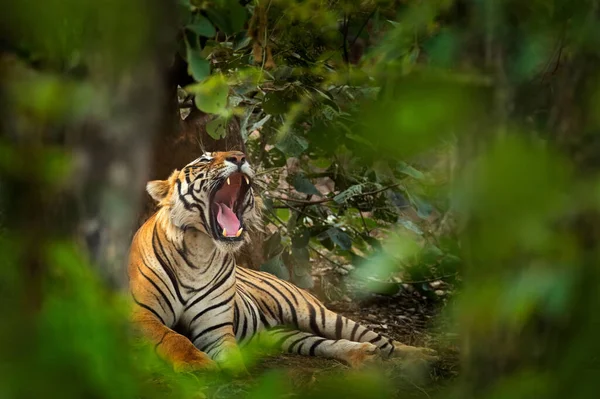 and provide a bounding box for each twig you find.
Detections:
[400,272,459,285]
[359,210,370,234]
[348,8,377,50]
[254,166,284,177]
[309,244,345,268]
[342,13,350,64]
[266,183,402,205]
